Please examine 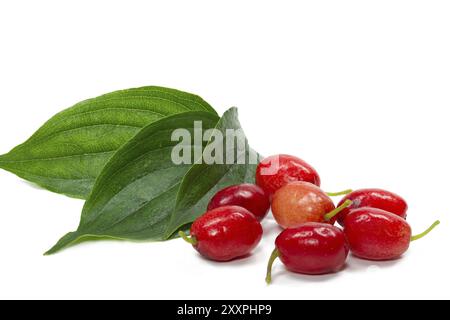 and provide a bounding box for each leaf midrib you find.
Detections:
[94,182,182,235]
[0,166,98,181]
[82,144,179,218]
[0,150,116,164]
